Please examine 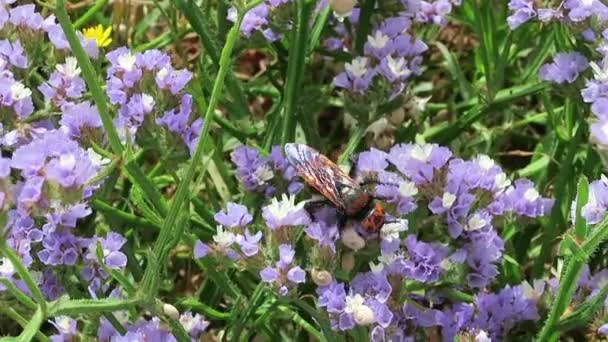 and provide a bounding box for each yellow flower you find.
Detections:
[82,24,112,48]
